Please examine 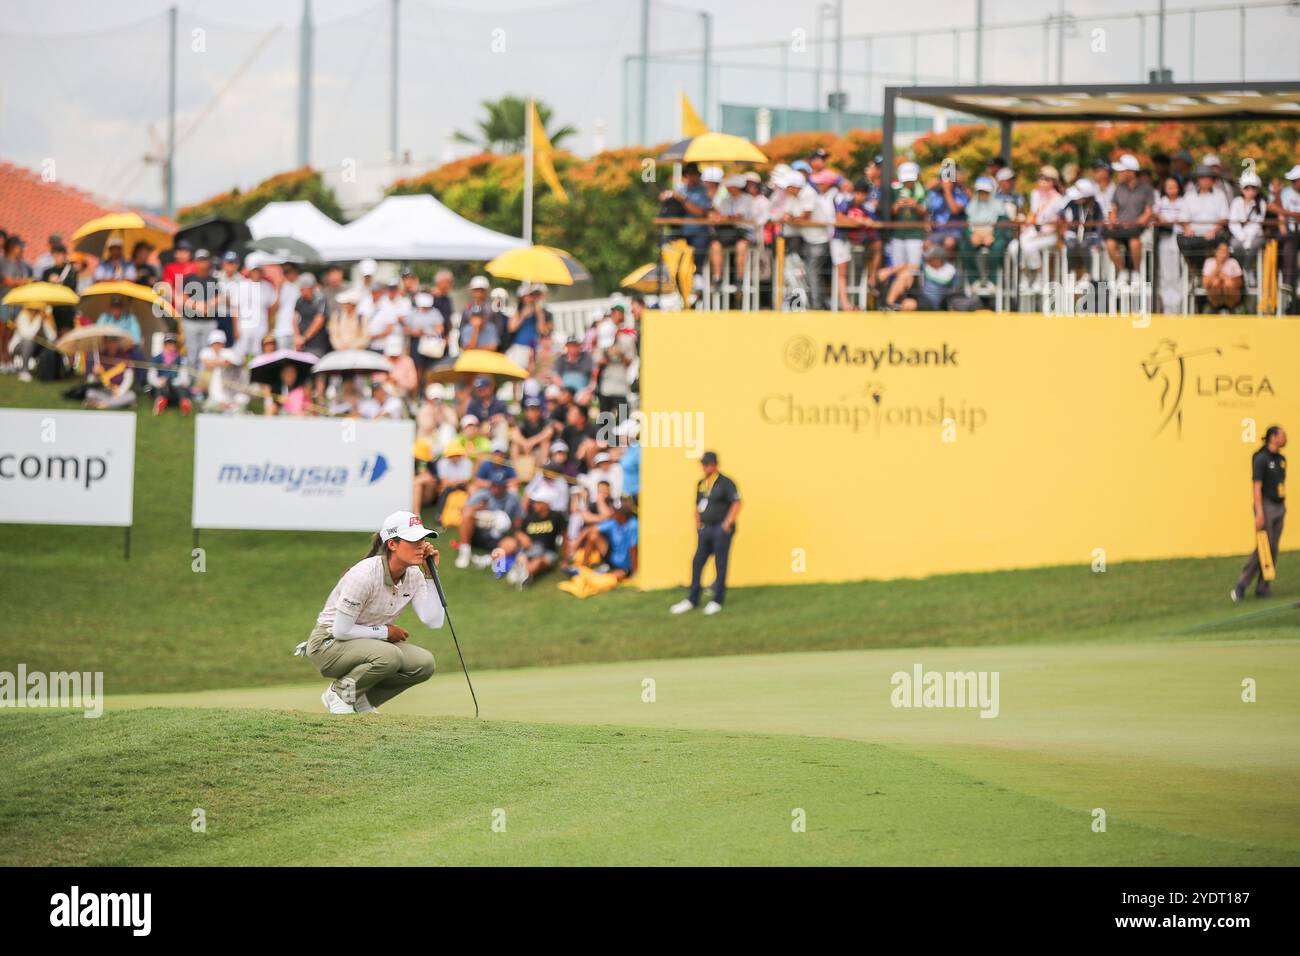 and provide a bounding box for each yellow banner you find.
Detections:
[529,100,568,203]
[638,312,1299,590]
